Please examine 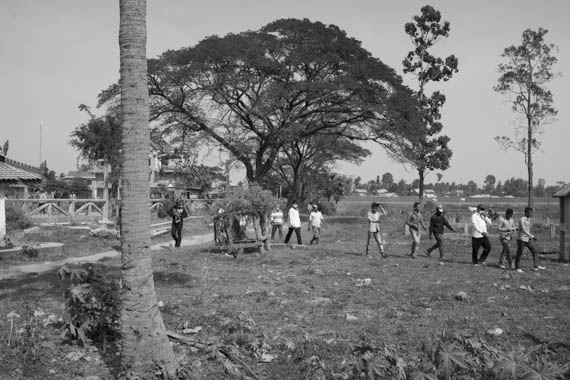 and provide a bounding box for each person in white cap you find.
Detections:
[425,204,454,260]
